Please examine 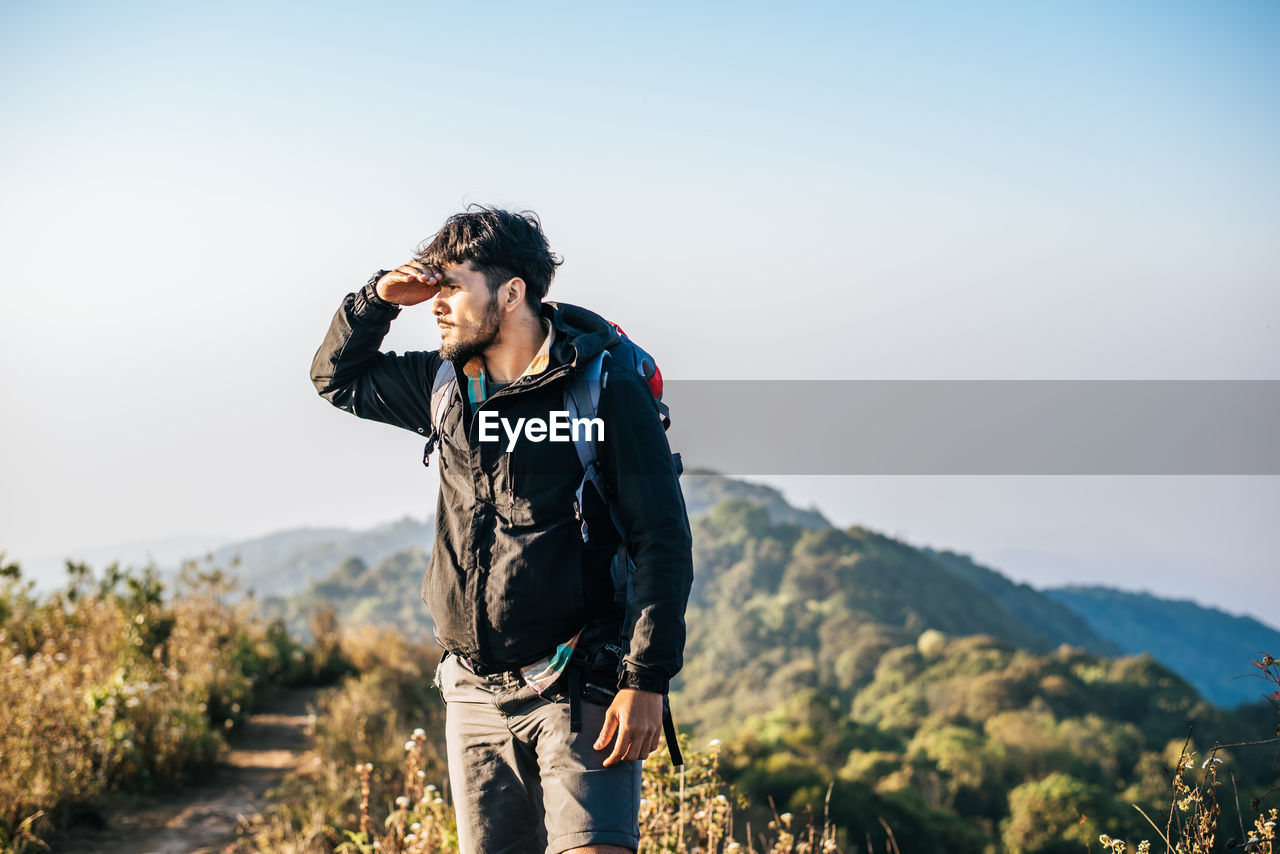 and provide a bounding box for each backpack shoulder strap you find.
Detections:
[564,350,609,539]
[423,360,458,467]
[563,341,678,537]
